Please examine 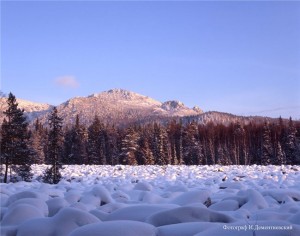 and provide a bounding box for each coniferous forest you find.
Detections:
[1,93,300,183]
